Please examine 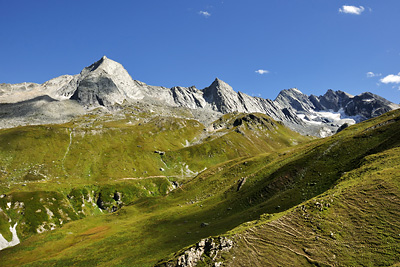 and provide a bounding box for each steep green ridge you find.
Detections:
[1,110,399,266]
[223,145,400,266]
[156,109,400,266]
